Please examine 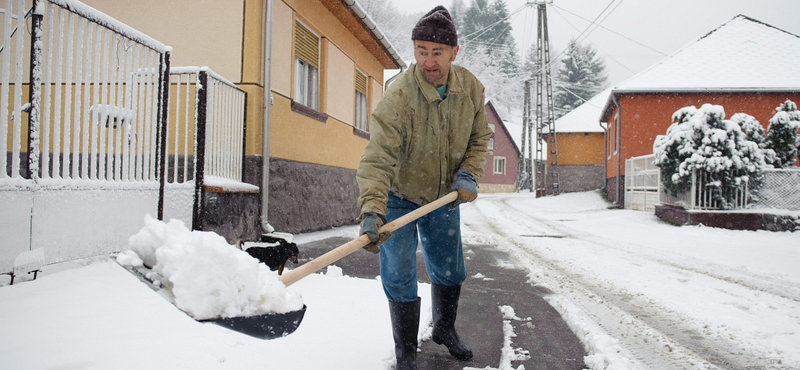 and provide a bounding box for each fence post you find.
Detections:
[690,169,696,209]
[241,92,247,182]
[26,0,44,180]
[192,70,208,231]
[156,50,171,220]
